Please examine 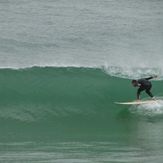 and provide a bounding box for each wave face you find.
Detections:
[0,67,119,122]
[0,67,162,123]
